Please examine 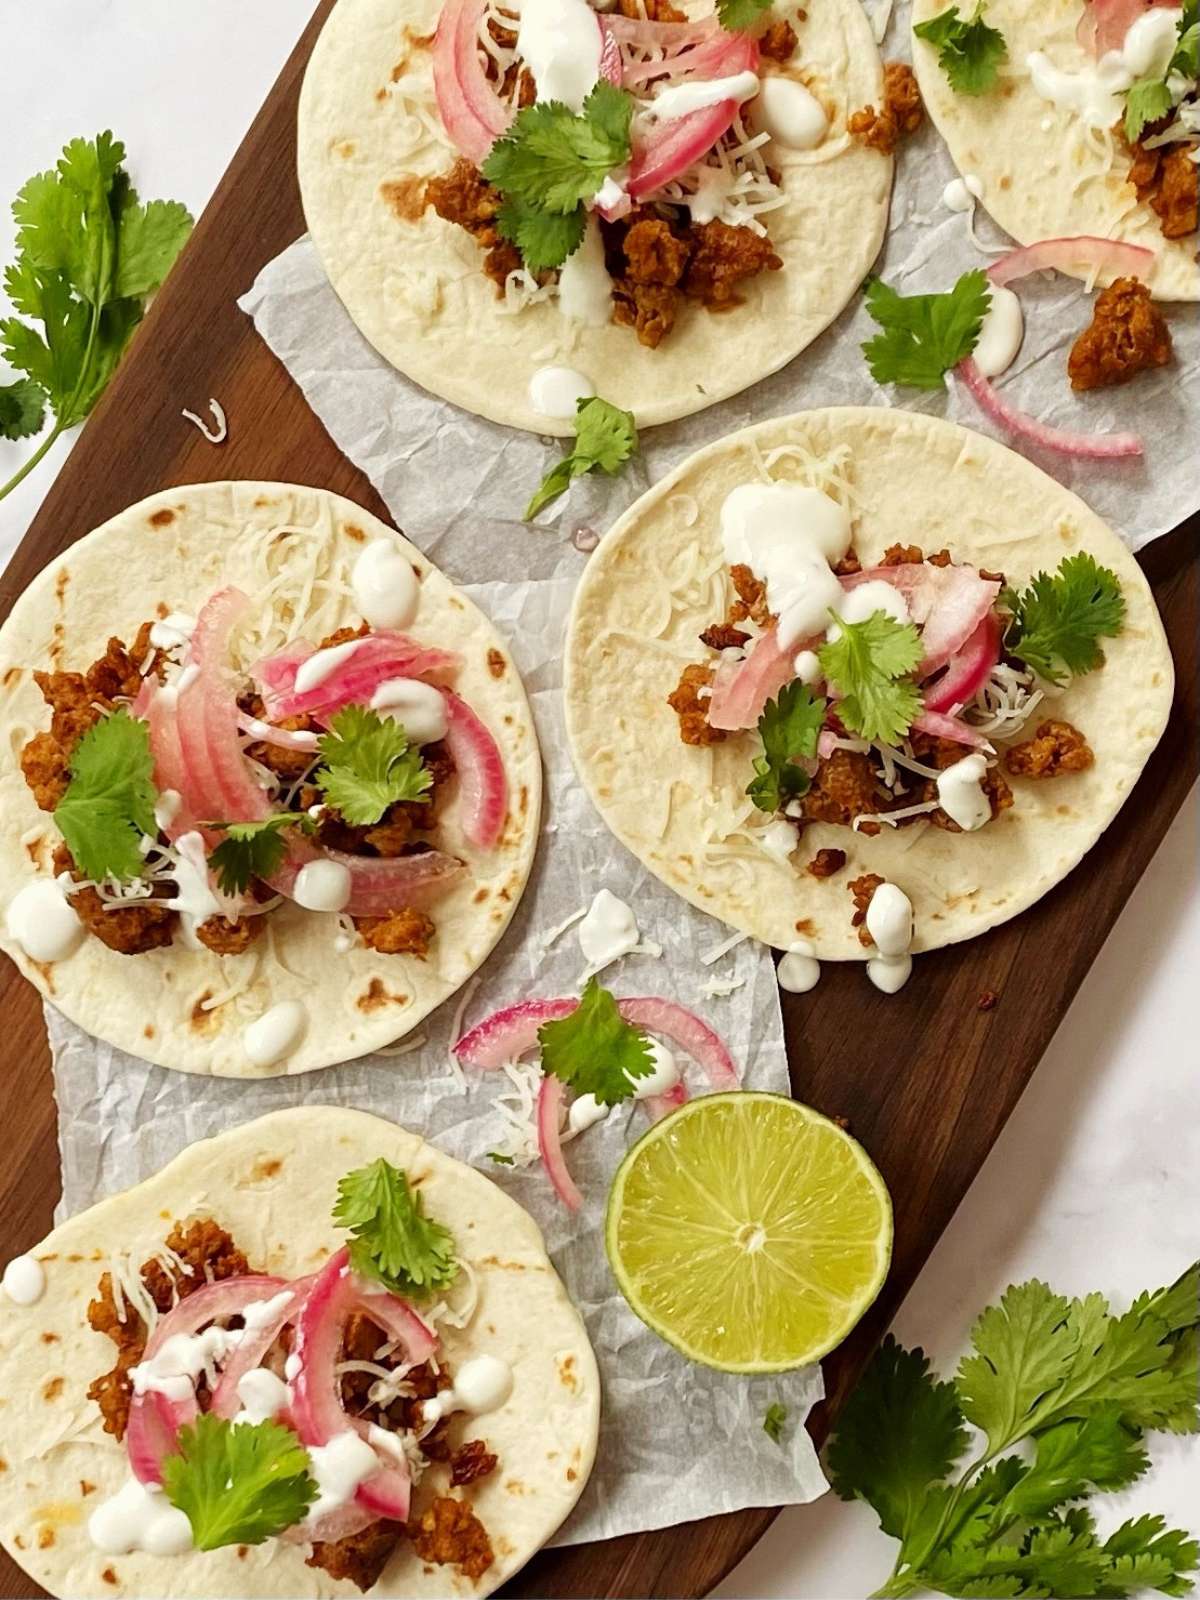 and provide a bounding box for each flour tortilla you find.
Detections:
[0,1106,600,1599]
[297,0,892,435]
[564,407,1174,957]
[0,482,541,1076]
[911,0,1200,302]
